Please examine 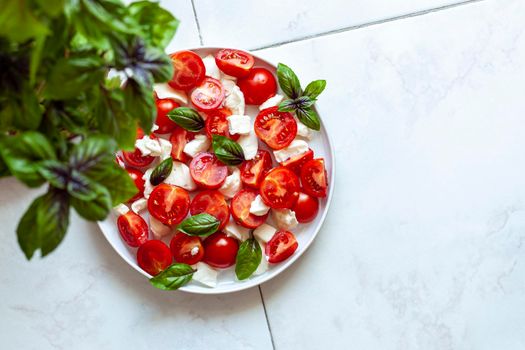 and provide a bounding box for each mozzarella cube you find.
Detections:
[253,223,277,243]
[296,119,312,139]
[202,55,221,80]
[254,240,269,275]
[237,129,258,160]
[224,85,245,115]
[151,124,160,132]
[227,115,251,135]
[219,168,241,199]
[131,198,147,213]
[113,203,129,216]
[149,216,172,239]
[273,139,309,163]
[221,78,236,93]
[153,83,188,104]
[183,134,210,158]
[249,195,270,216]
[164,161,197,191]
[135,136,162,157]
[158,138,173,160]
[272,209,299,230]
[192,262,218,288]
[142,168,155,199]
[224,220,250,241]
[259,94,284,110]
